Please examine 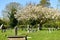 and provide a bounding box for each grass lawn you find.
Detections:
[0,29,60,40]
